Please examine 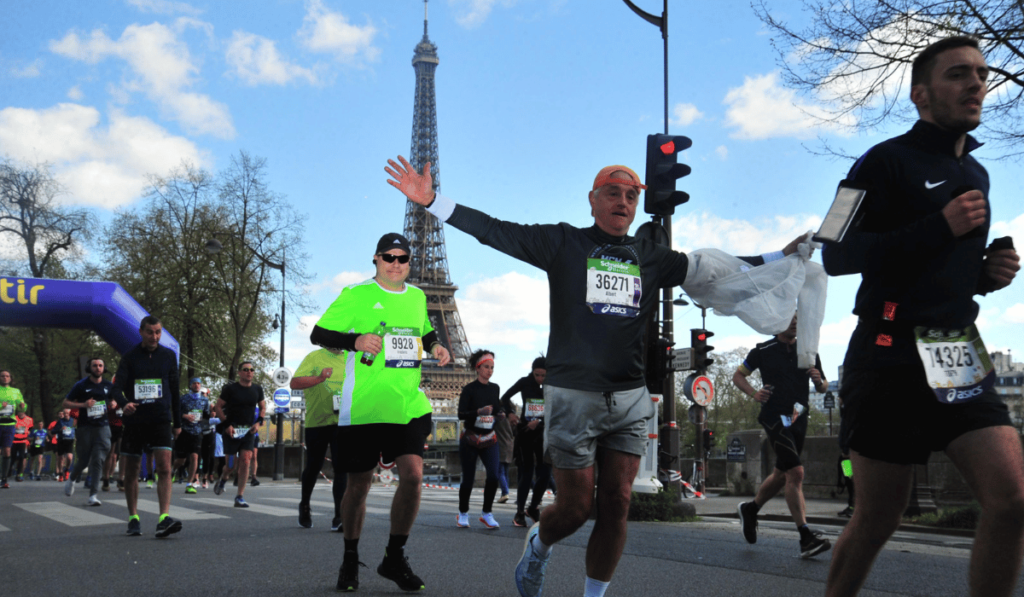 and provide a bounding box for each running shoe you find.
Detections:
[738,501,758,544]
[331,516,344,533]
[87,495,102,507]
[117,479,125,492]
[515,523,550,597]
[249,476,260,487]
[456,512,470,527]
[526,505,541,523]
[1,481,8,489]
[234,496,249,508]
[102,479,110,492]
[185,485,198,495]
[497,494,509,504]
[64,477,75,497]
[298,503,313,529]
[201,480,208,489]
[837,506,854,518]
[155,515,182,538]
[16,474,23,482]
[513,511,528,527]
[126,517,142,536]
[377,549,425,592]
[800,531,832,559]
[336,554,365,592]
[480,512,500,529]
[146,479,153,489]
[214,479,226,495]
